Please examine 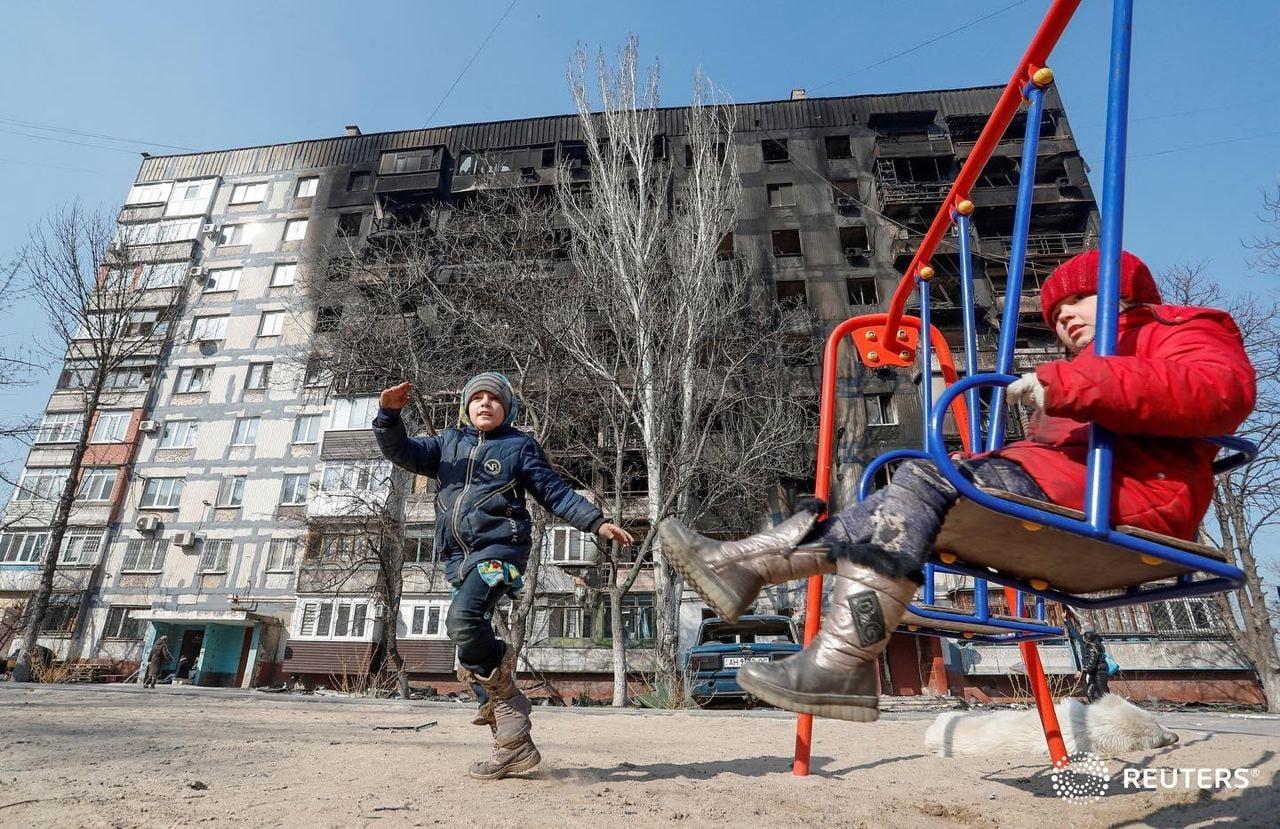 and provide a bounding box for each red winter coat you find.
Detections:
[993,305,1256,540]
